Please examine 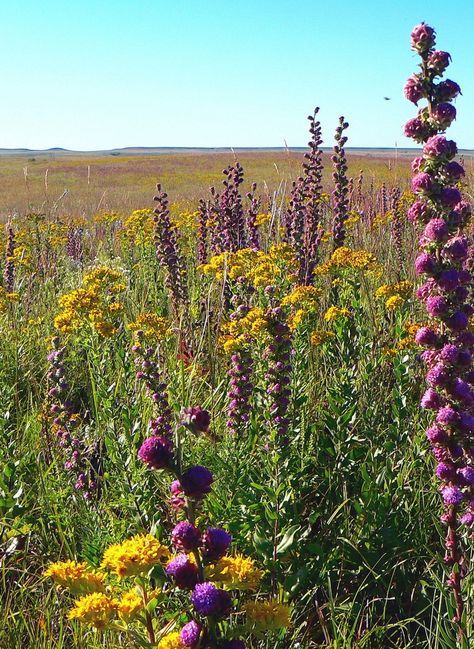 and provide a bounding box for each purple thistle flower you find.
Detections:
[180,465,214,499]
[171,521,201,552]
[137,435,174,470]
[201,527,232,561]
[166,554,199,589]
[180,620,202,647]
[410,22,436,54]
[191,582,231,617]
